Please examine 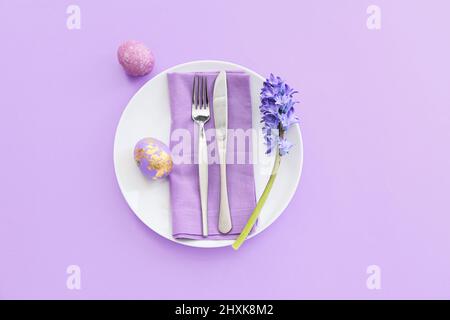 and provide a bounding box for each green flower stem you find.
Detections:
[232,151,281,250]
